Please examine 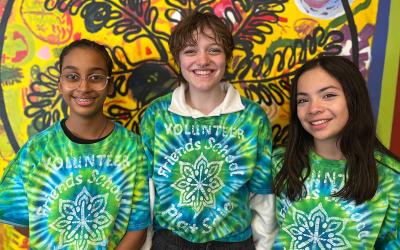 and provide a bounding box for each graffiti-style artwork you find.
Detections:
[0,0,380,248]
